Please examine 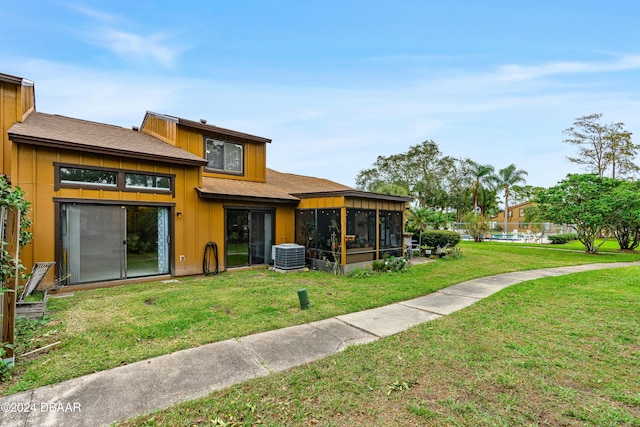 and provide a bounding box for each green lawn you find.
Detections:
[3,242,640,398]
[120,267,640,426]
[490,237,626,253]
